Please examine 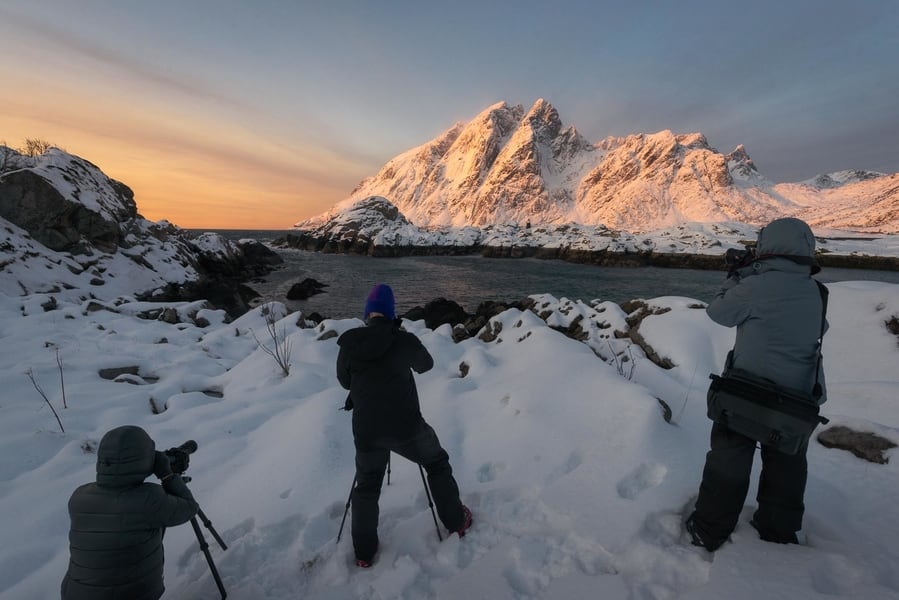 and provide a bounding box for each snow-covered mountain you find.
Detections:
[297,99,899,234]
[773,172,899,232]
